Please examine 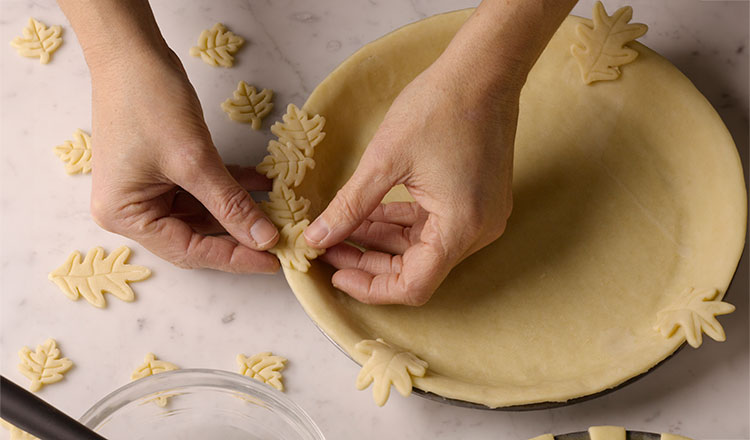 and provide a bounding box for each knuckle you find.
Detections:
[331,190,364,225]
[216,187,255,223]
[90,197,119,233]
